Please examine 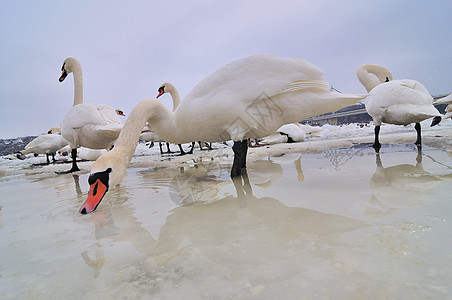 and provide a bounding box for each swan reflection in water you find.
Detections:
[79,159,367,278]
[367,146,443,218]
